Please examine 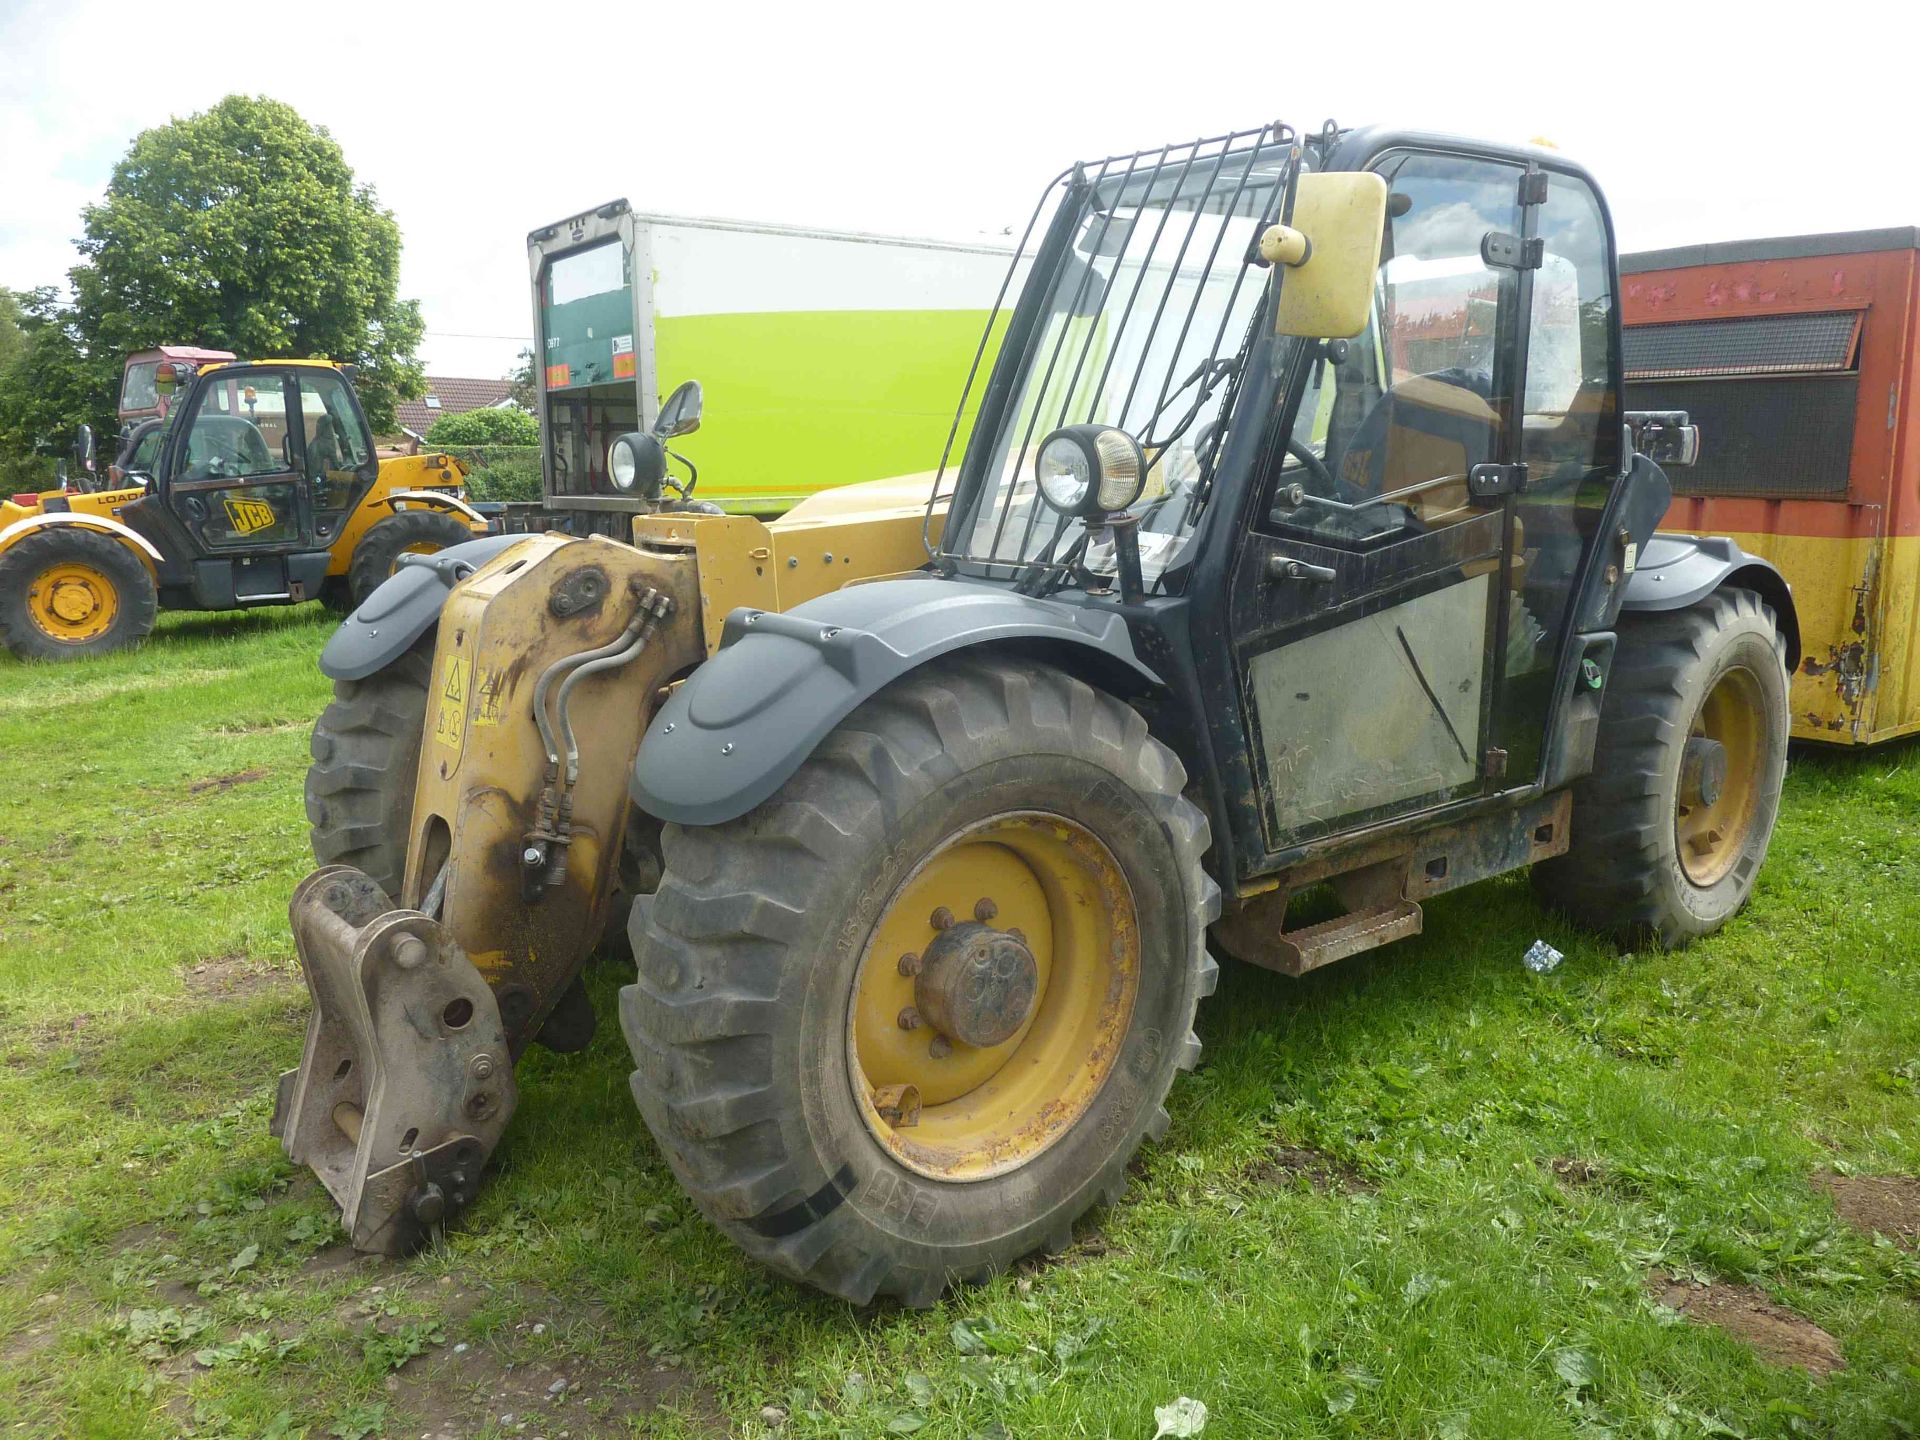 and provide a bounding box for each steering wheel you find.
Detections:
[1284,438,1337,496]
